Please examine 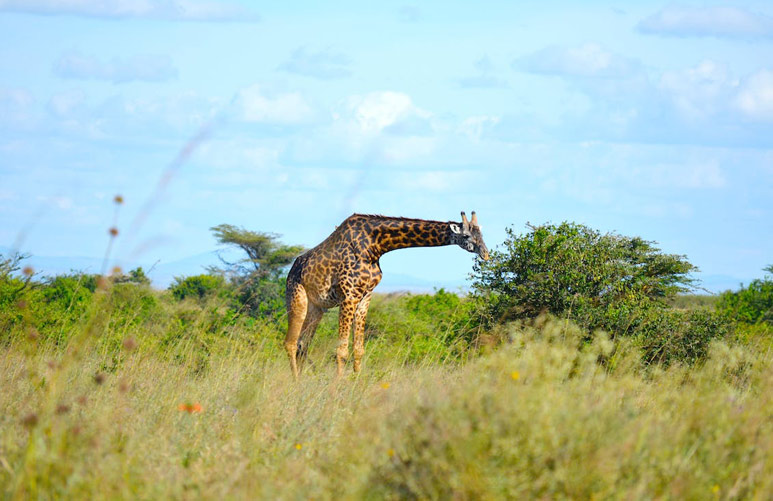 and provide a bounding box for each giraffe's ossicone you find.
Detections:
[284,211,489,378]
